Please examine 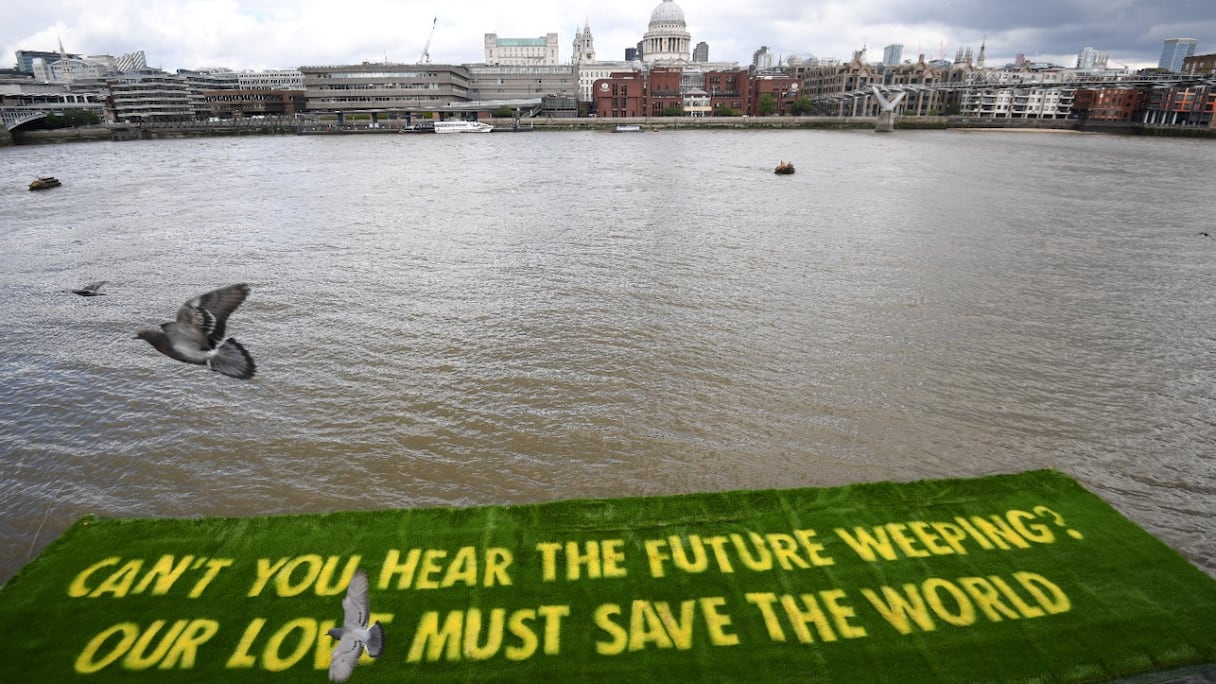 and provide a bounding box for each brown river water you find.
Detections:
[1,129,1213,585]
